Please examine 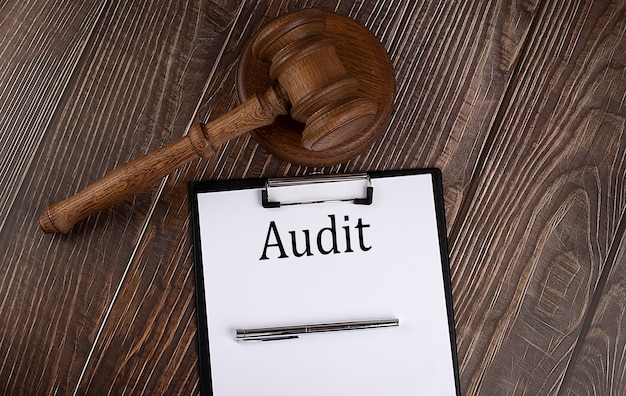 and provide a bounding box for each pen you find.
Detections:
[236,318,399,342]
